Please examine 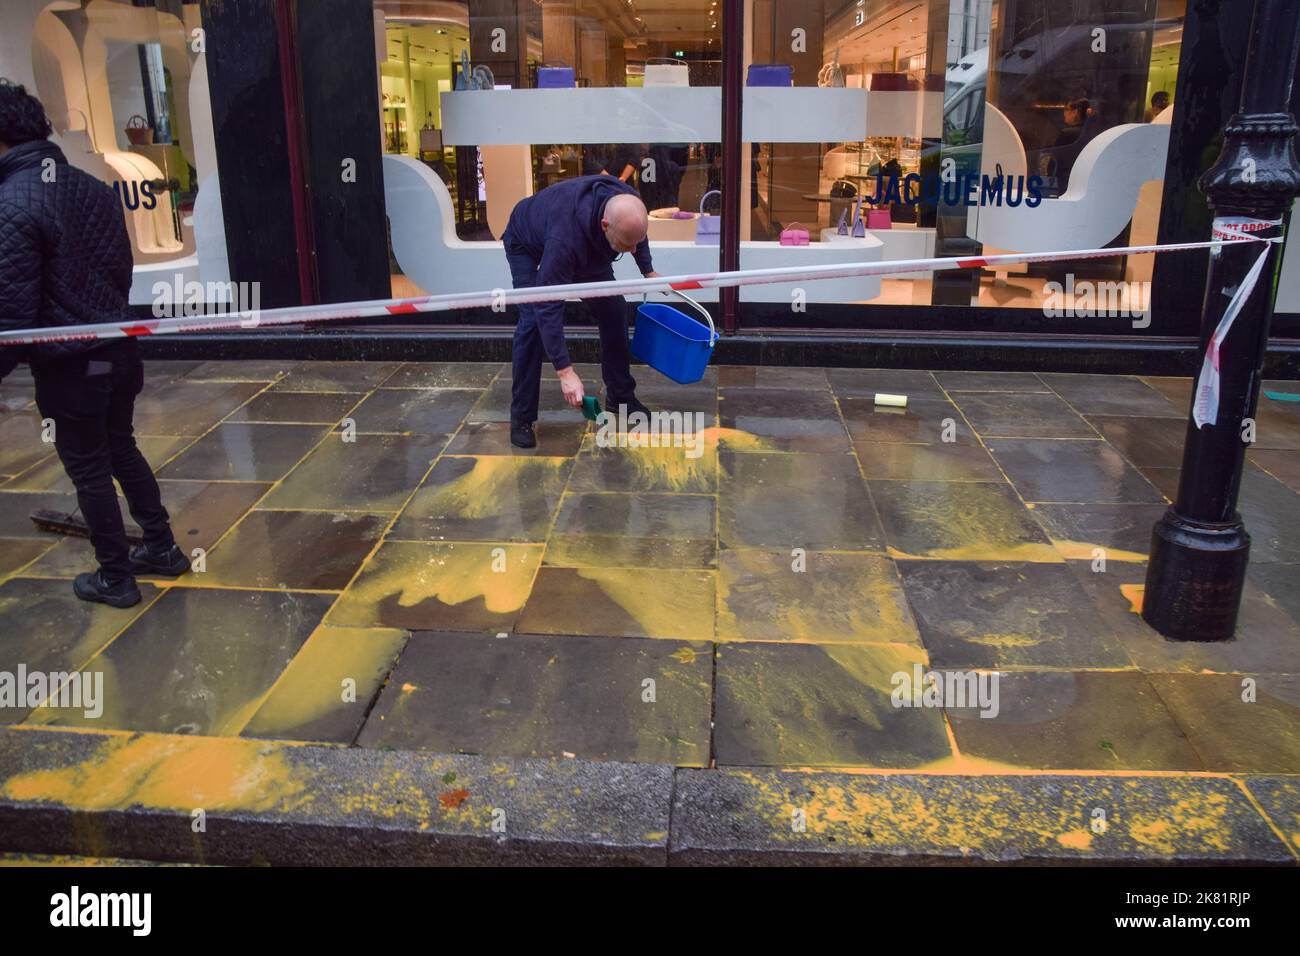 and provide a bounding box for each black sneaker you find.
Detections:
[510,420,537,449]
[129,543,191,577]
[608,394,653,420]
[73,571,141,609]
